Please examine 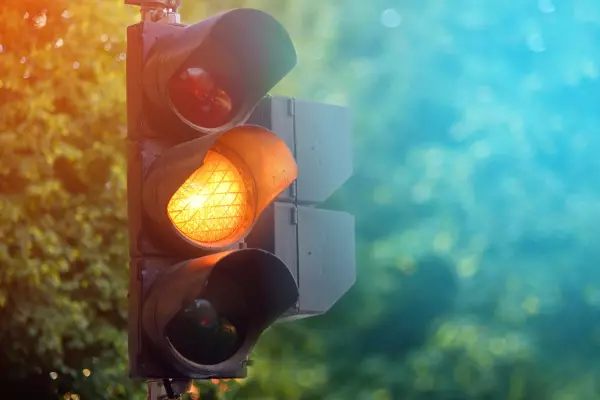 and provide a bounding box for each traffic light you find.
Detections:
[126,6,299,380]
[125,0,355,388]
